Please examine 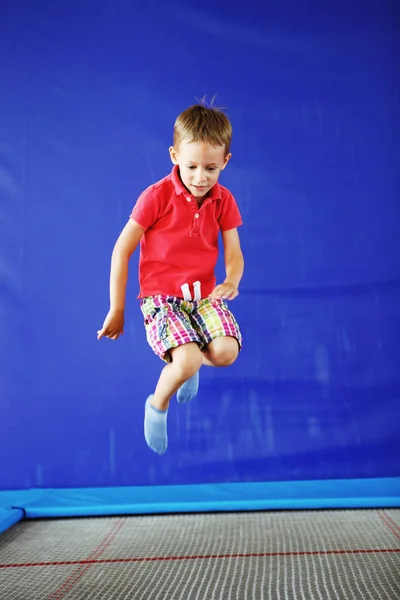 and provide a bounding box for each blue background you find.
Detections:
[0,0,399,491]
